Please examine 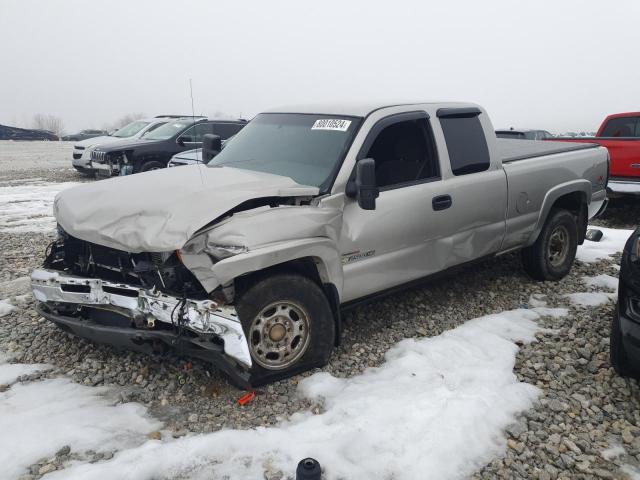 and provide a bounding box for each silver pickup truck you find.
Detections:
[31,102,608,387]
